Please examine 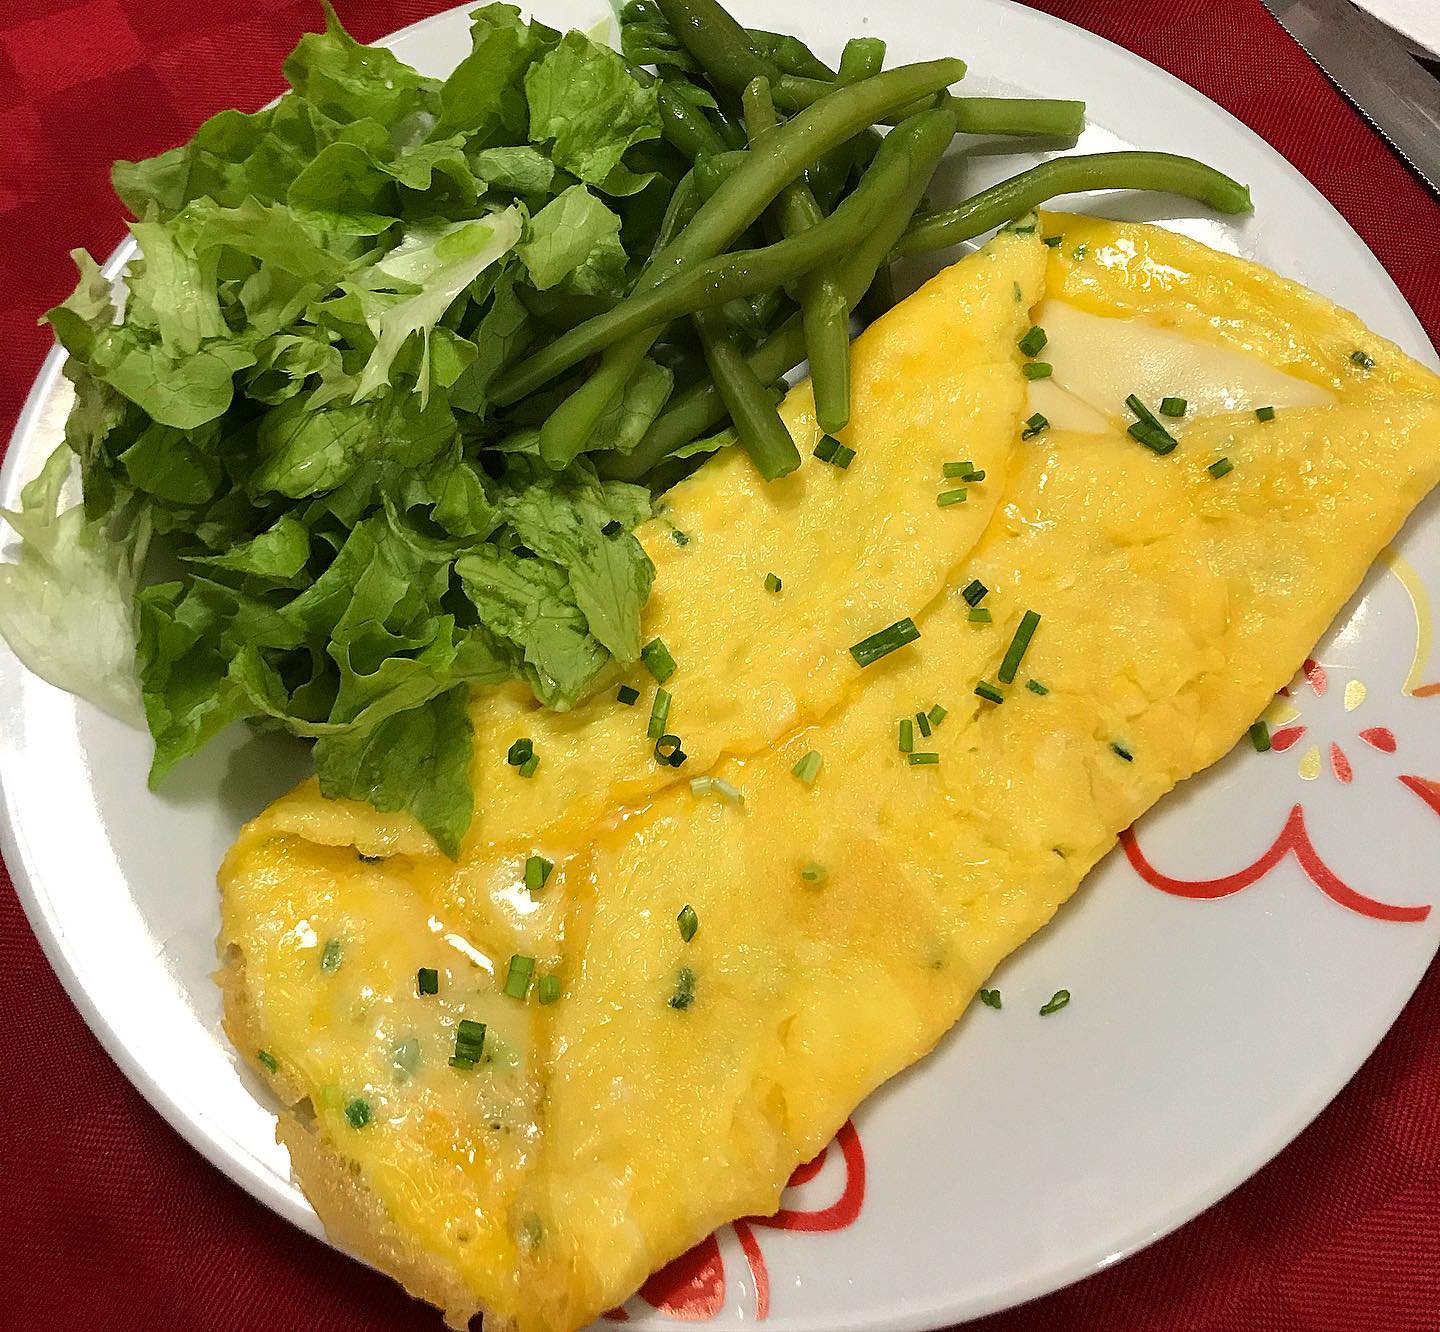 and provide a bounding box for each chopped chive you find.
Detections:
[1128,421,1178,455]
[1026,678,1049,695]
[601,519,623,536]
[518,754,539,778]
[928,704,948,727]
[962,579,988,607]
[654,733,685,766]
[524,855,553,893]
[677,904,698,942]
[672,529,690,546]
[647,687,671,739]
[1255,405,1276,422]
[978,988,1002,1009]
[943,460,974,479]
[1207,457,1234,479]
[1039,989,1070,1016]
[1022,361,1053,380]
[345,1098,372,1129]
[937,487,968,507]
[537,975,562,1005]
[908,752,940,765]
[1350,349,1375,370]
[792,750,823,785]
[417,967,439,996]
[1022,412,1049,439]
[448,1057,475,1071]
[1249,720,1272,753]
[764,571,782,593]
[616,684,640,706]
[506,738,534,767]
[975,681,1004,704]
[1160,396,1187,418]
[641,638,676,683]
[1042,234,1063,248]
[968,607,992,624]
[503,954,536,1000]
[899,719,914,753]
[690,775,744,804]
[801,861,828,883]
[257,1049,278,1072]
[1111,742,1134,762]
[813,434,856,468]
[1072,243,1088,260]
[915,709,933,738]
[963,468,985,482]
[320,938,343,973]
[1018,325,1048,357]
[1125,394,1178,452]
[669,966,697,1010]
[453,1018,487,1064]
[997,609,1041,685]
[850,617,920,668]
